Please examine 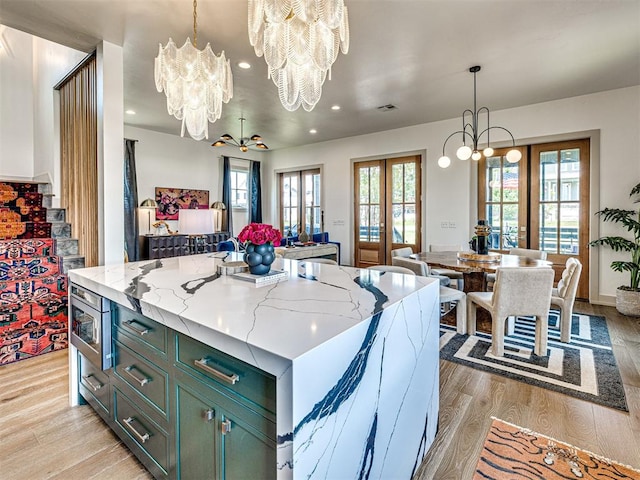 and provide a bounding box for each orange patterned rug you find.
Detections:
[474,418,640,479]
